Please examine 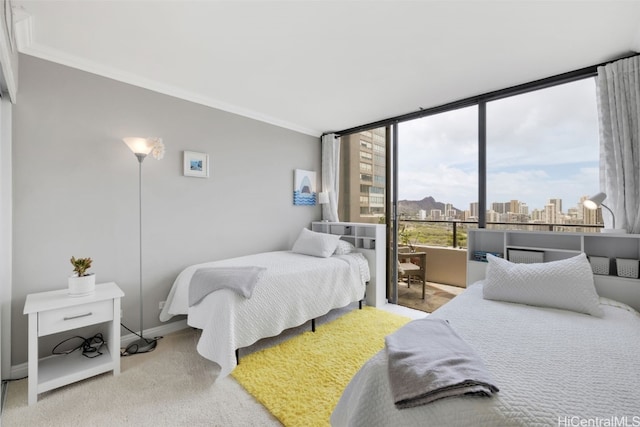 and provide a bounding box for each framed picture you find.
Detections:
[293,169,317,205]
[183,151,209,178]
